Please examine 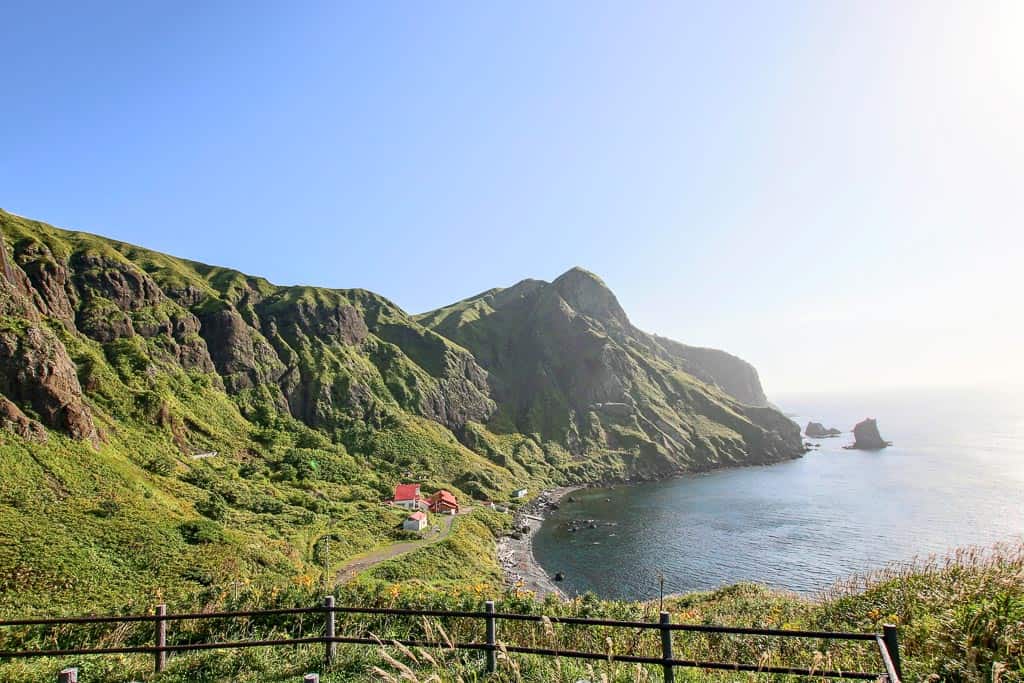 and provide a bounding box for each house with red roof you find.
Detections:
[402,510,427,531]
[392,483,426,510]
[429,489,459,515]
